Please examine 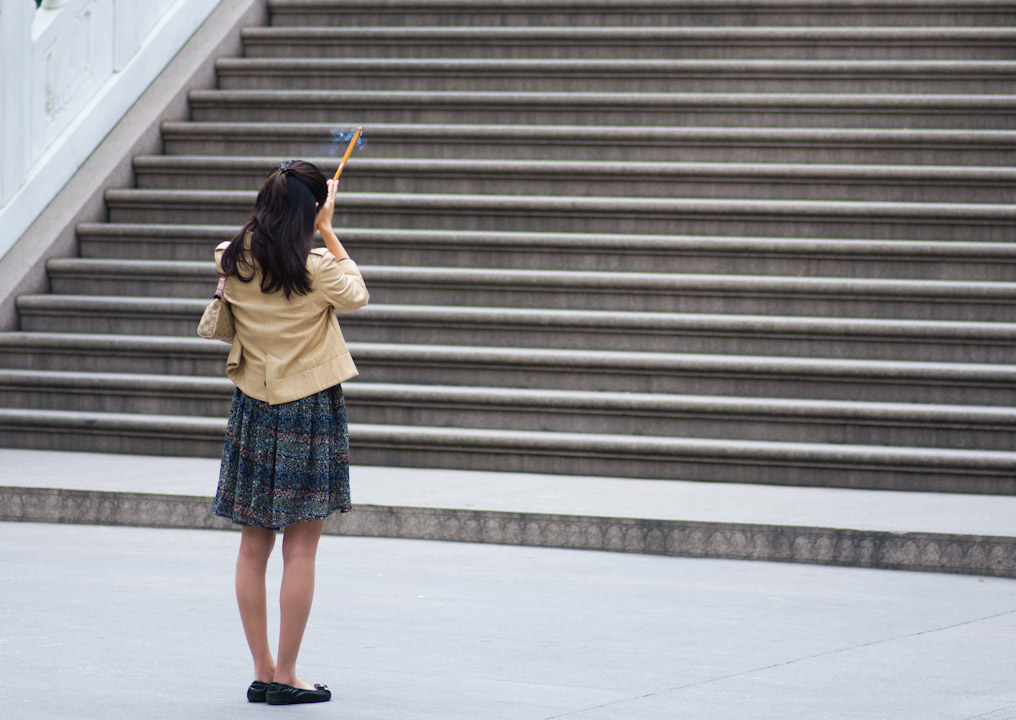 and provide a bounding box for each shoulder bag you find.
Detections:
[197,276,235,343]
